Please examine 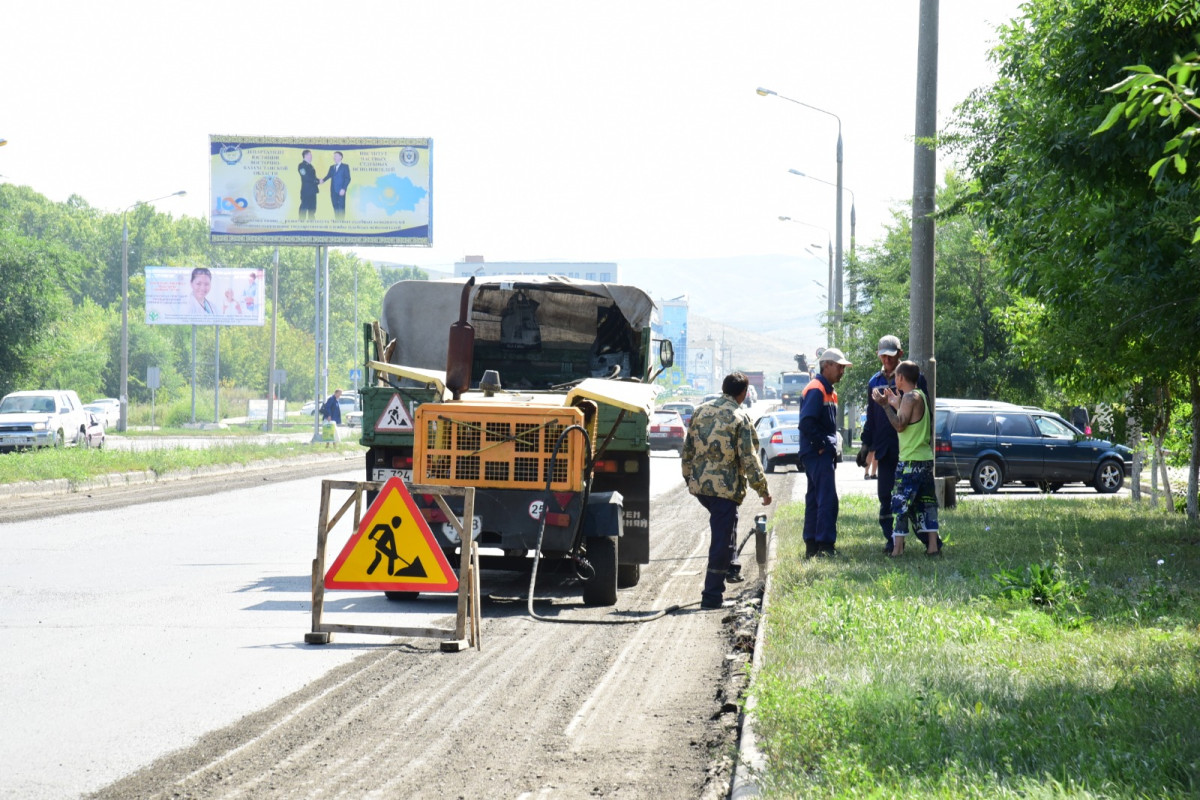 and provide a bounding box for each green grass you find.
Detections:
[0,439,361,486]
[752,495,1200,798]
